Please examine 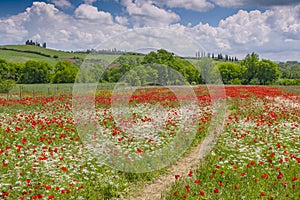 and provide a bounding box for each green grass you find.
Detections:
[1,45,86,58]
[4,83,117,99]
[0,45,144,66]
[0,49,60,66]
[163,94,300,200]
[0,45,85,66]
